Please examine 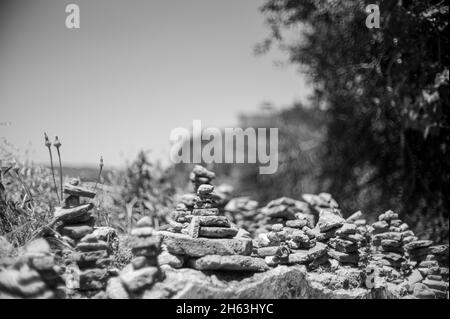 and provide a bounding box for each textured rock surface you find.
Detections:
[158,231,252,257]
[189,255,269,272]
[140,265,400,299]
